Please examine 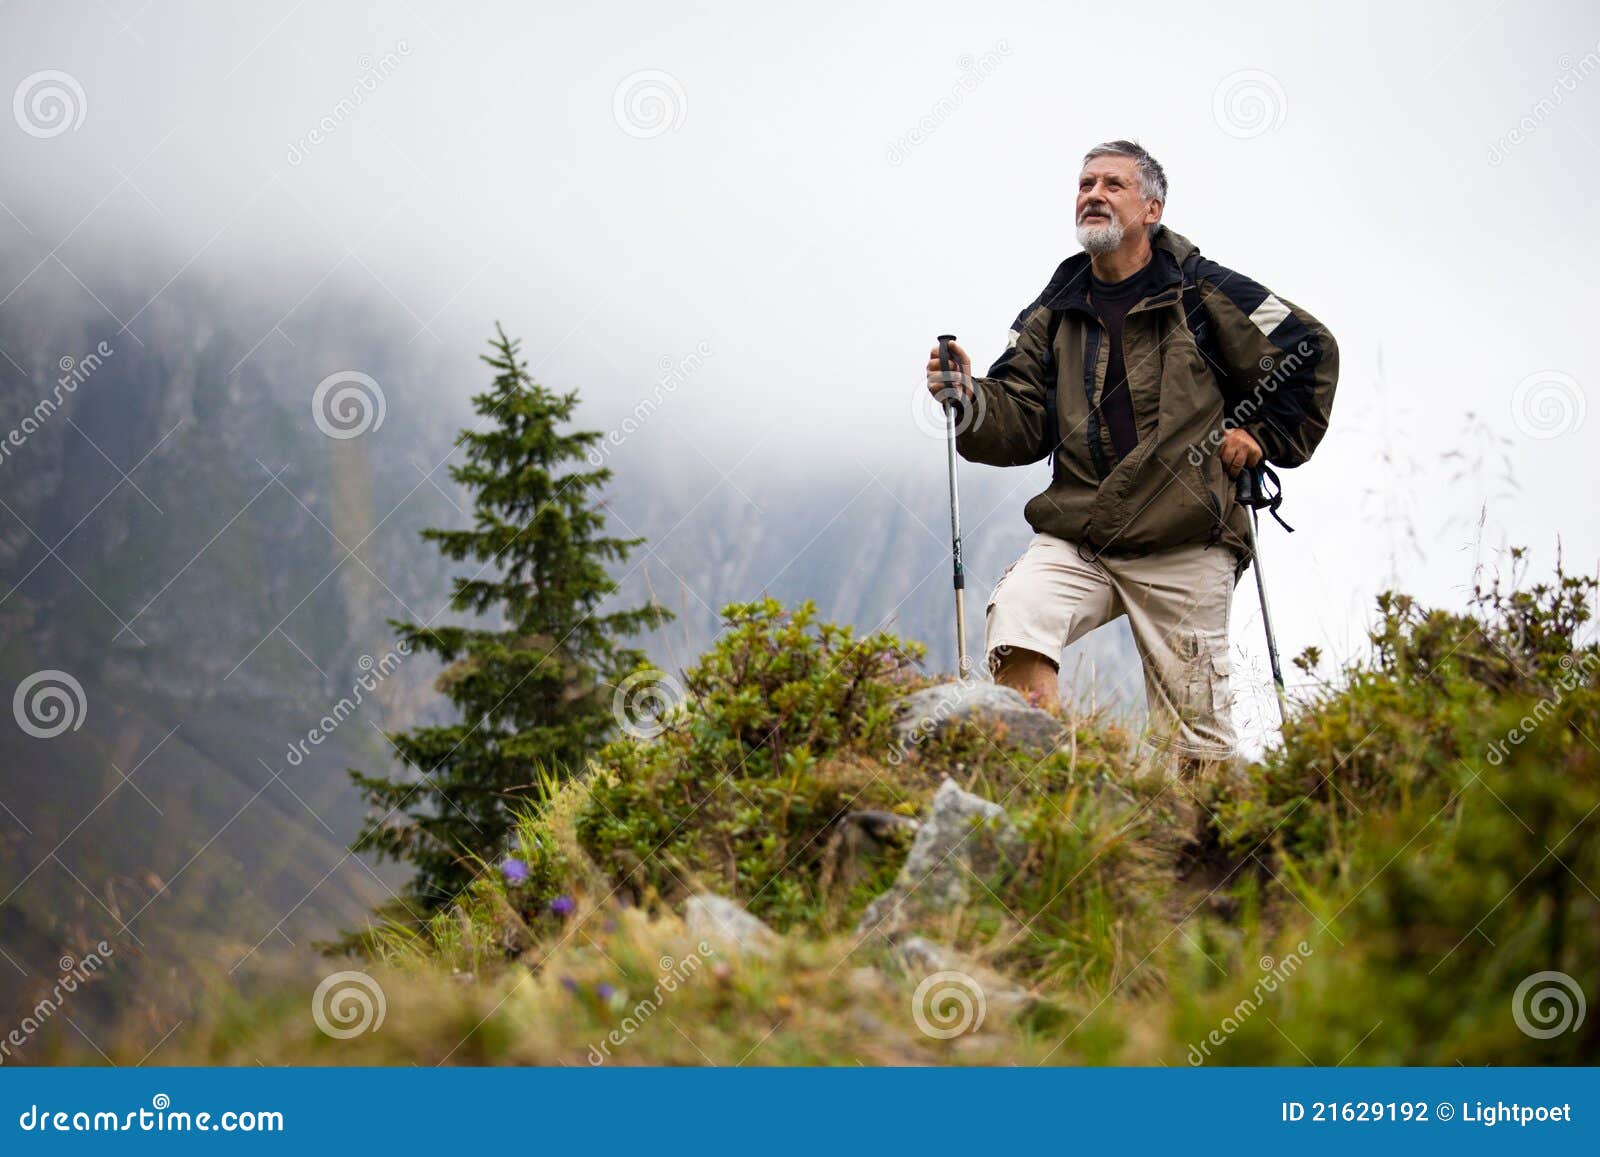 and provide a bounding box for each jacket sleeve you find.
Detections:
[952,302,1053,468]
[1191,257,1339,468]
